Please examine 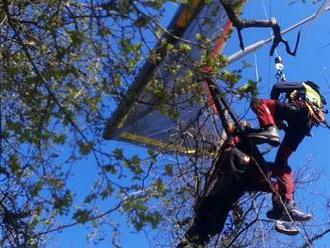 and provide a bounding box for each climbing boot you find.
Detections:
[247,126,280,146]
[284,201,313,222]
[267,201,312,222]
[266,194,284,220]
[266,207,282,220]
[275,220,299,236]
